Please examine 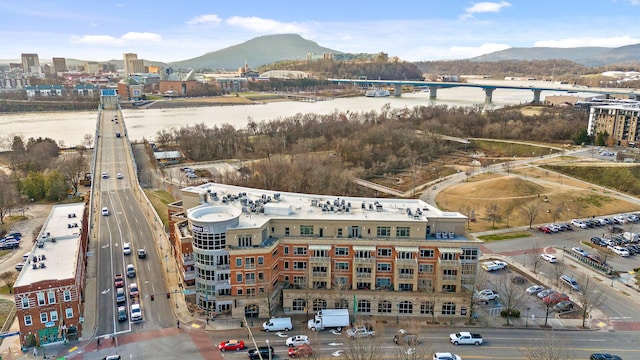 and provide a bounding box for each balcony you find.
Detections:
[309,256,331,264]
[438,259,461,268]
[398,273,414,280]
[395,258,418,267]
[184,270,196,281]
[182,254,195,266]
[353,257,375,264]
[311,271,330,278]
[246,279,256,285]
[244,264,256,270]
[356,272,372,278]
[441,274,458,281]
[216,264,231,270]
